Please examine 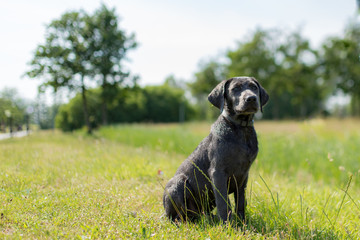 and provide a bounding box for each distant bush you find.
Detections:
[55,89,102,131]
[55,85,195,131]
[142,85,195,122]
